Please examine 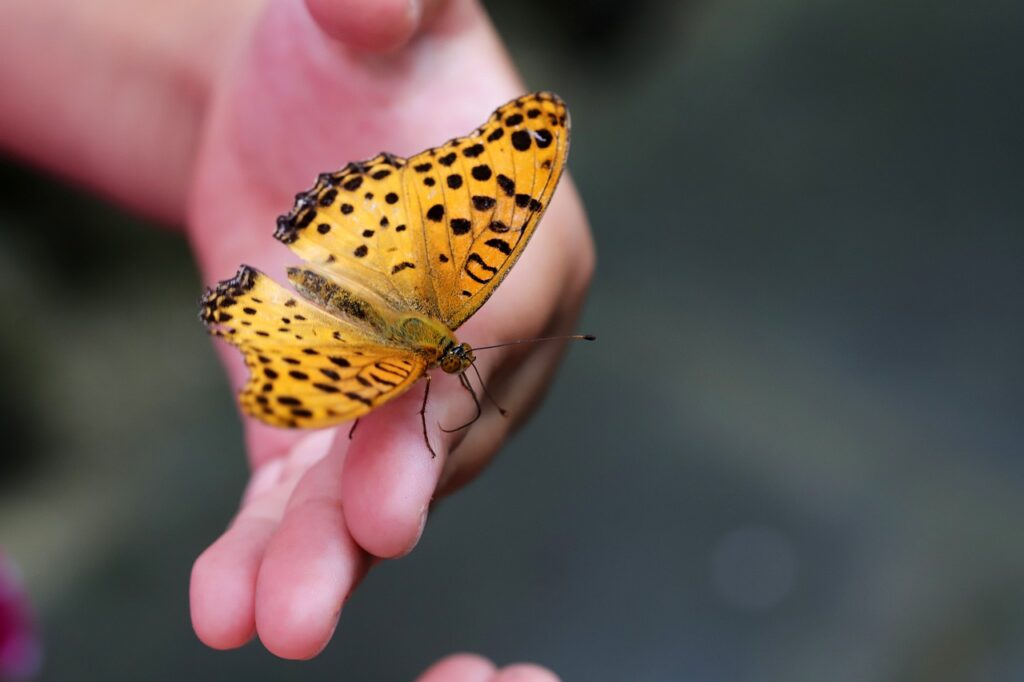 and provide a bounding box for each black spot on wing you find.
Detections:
[511,130,532,151]
[369,373,398,388]
[391,262,416,274]
[484,238,512,255]
[496,174,515,196]
[464,253,499,284]
[346,392,373,407]
[472,196,496,211]
[199,265,259,325]
[319,188,338,206]
[515,194,543,211]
